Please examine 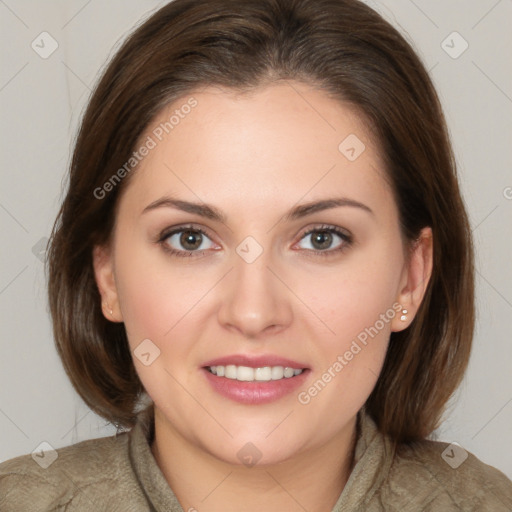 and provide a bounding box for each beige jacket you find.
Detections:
[1,405,511,511]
